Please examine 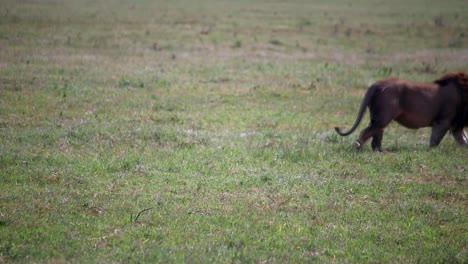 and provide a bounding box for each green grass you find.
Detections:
[1,0,467,263]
